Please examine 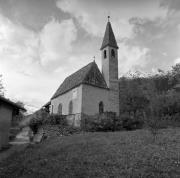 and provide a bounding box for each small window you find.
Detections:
[69,100,73,114]
[58,103,62,115]
[99,101,104,114]
[111,49,115,57]
[104,50,107,58]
